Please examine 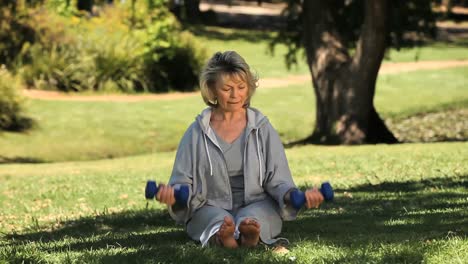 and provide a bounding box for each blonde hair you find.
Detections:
[199,51,258,108]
